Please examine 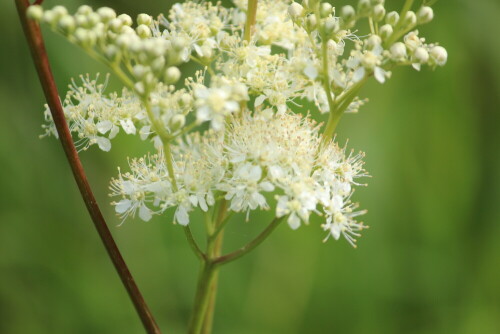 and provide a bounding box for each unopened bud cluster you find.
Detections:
[32,0,447,247]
